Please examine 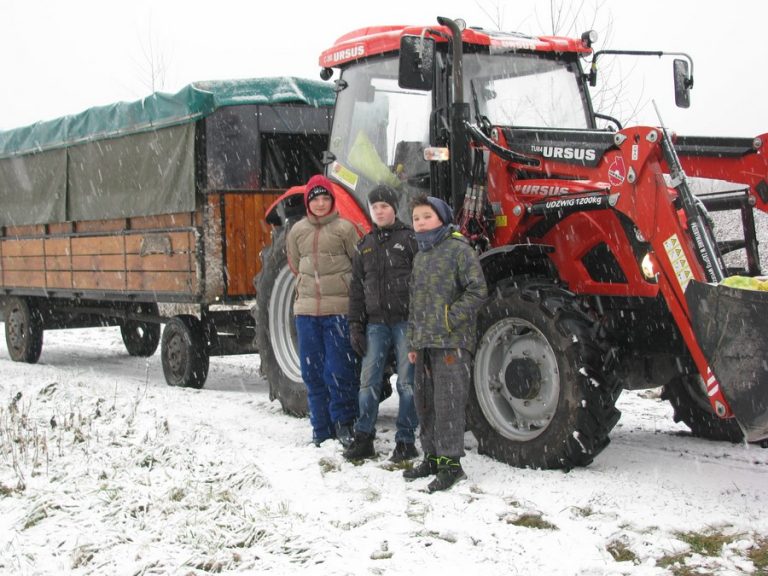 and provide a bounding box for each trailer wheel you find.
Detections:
[255,227,307,416]
[120,302,161,357]
[4,297,44,363]
[161,315,209,388]
[468,281,621,470]
[662,375,744,443]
